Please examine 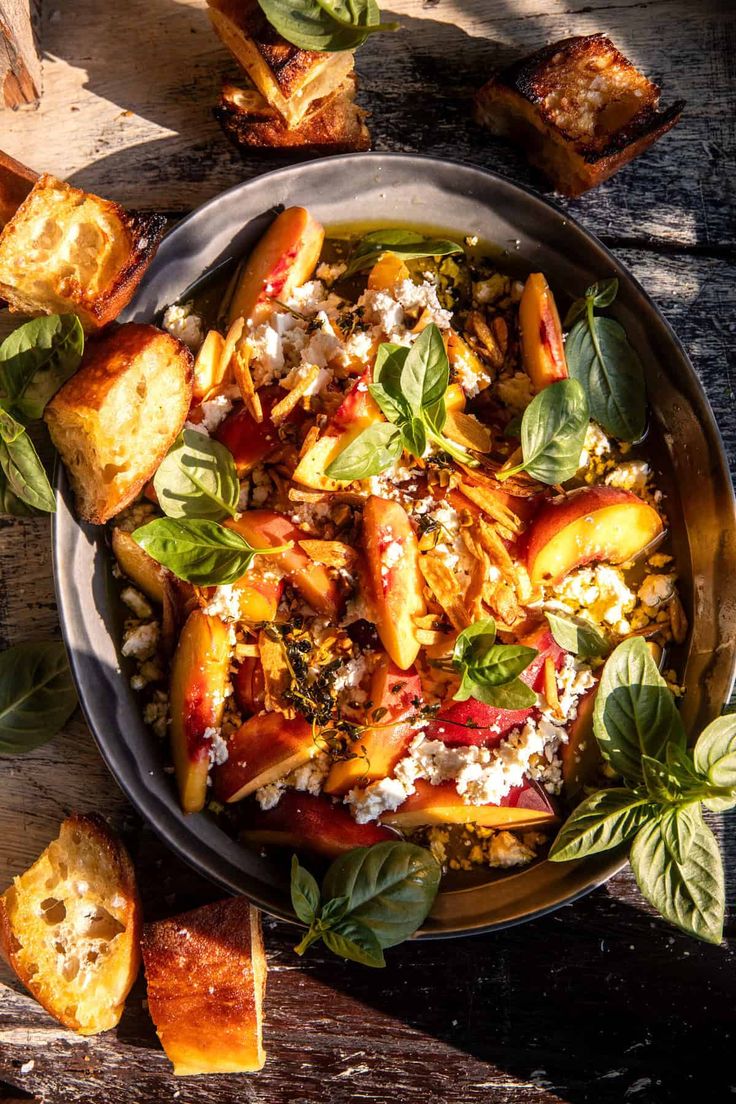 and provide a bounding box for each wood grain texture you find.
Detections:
[0,1,734,1102]
[0,0,41,108]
